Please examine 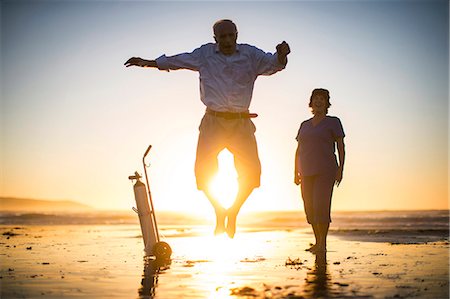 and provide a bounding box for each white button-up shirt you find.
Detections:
[155,43,286,113]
